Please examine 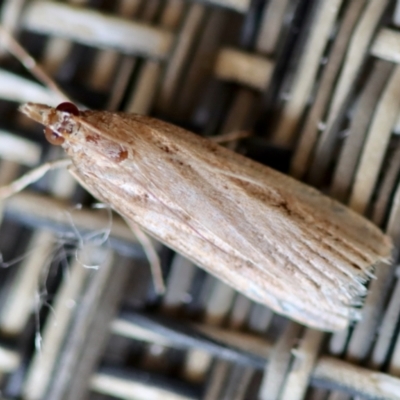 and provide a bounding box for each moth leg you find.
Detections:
[0,158,71,200]
[0,26,70,102]
[67,165,165,294]
[210,130,251,144]
[123,218,165,295]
